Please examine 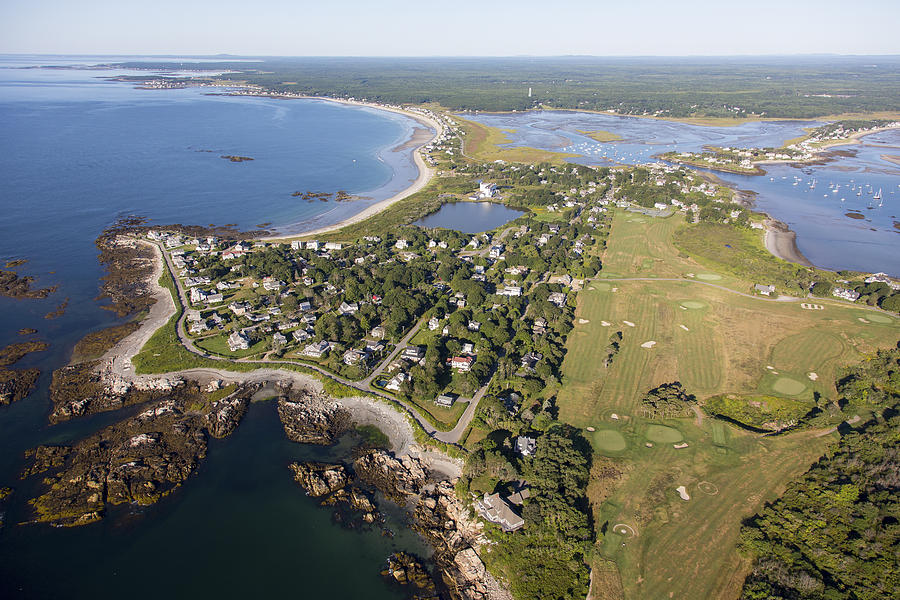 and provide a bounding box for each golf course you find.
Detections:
[559,211,899,600]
